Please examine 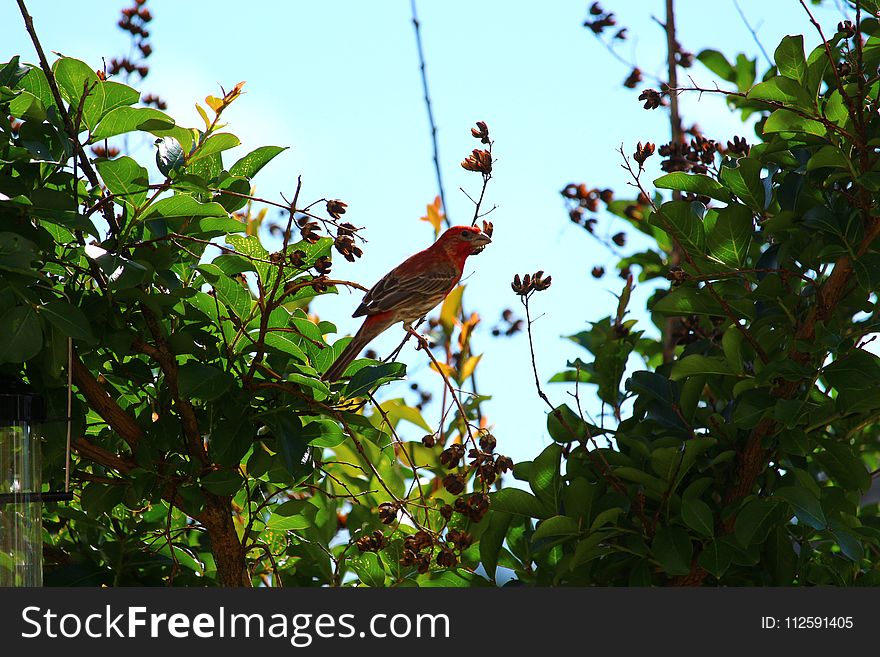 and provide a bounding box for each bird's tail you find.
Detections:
[322,320,385,382]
